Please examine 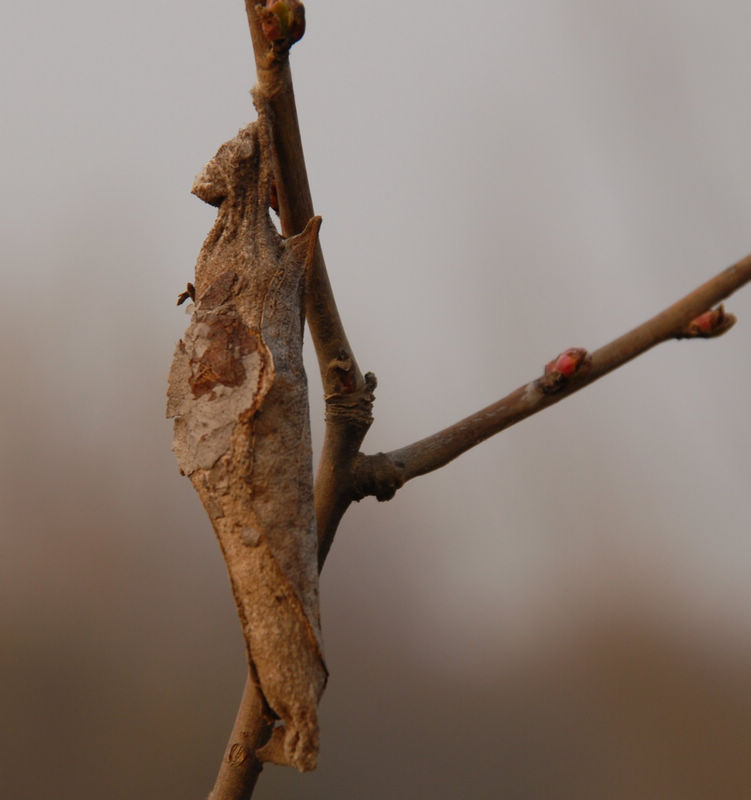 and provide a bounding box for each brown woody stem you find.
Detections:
[209,6,373,799]
[354,254,751,496]
[244,2,362,384]
[243,0,373,548]
[208,676,271,800]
